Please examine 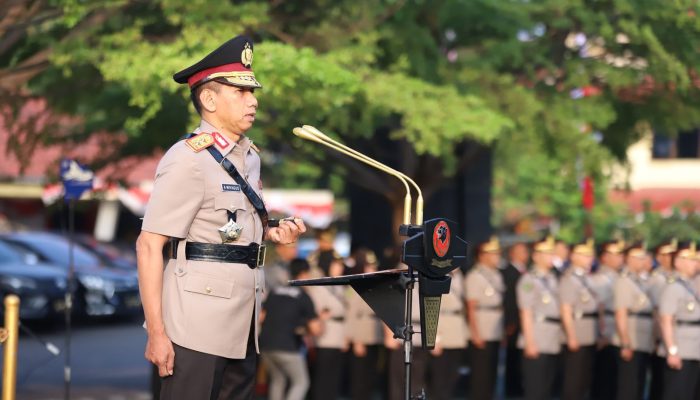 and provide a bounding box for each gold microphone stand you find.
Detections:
[300,125,424,225]
[1,295,20,400]
[293,126,425,399]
